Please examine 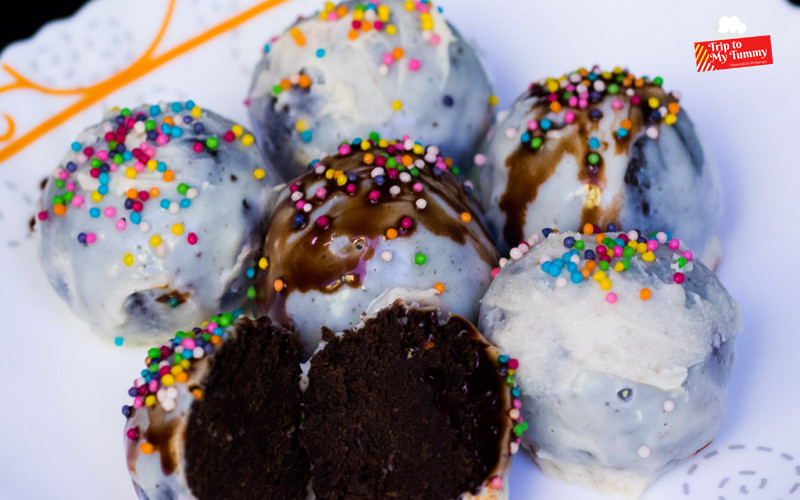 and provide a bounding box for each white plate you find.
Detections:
[1,1,798,499]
